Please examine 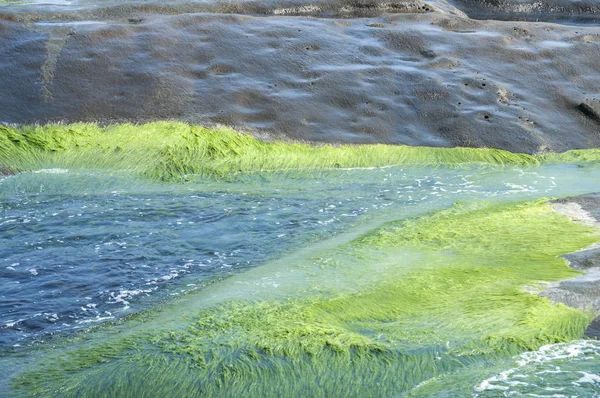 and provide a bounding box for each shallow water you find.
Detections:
[475,340,600,397]
[0,165,560,346]
[1,164,600,396]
